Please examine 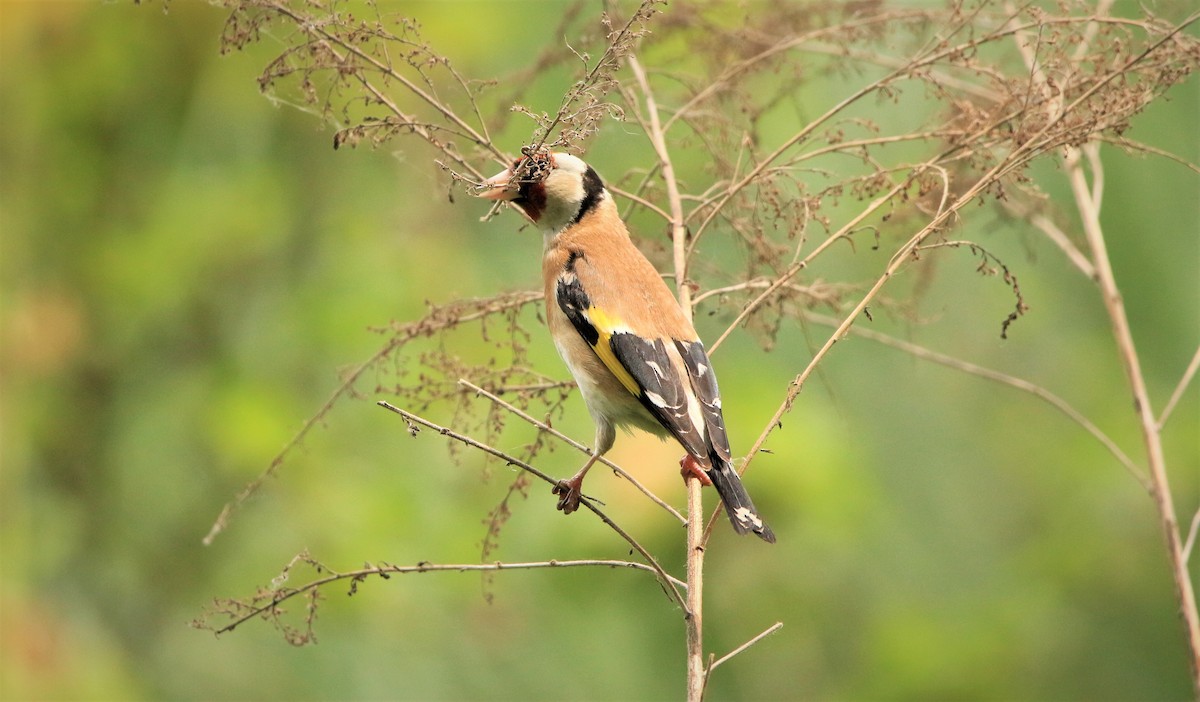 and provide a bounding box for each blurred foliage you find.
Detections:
[1,1,1197,700]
